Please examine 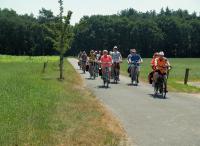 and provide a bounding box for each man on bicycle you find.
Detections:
[153,51,171,92]
[78,51,83,69]
[112,46,122,81]
[88,50,97,78]
[127,49,143,83]
[100,50,113,80]
[89,50,96,62]
[81,51,88,73]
